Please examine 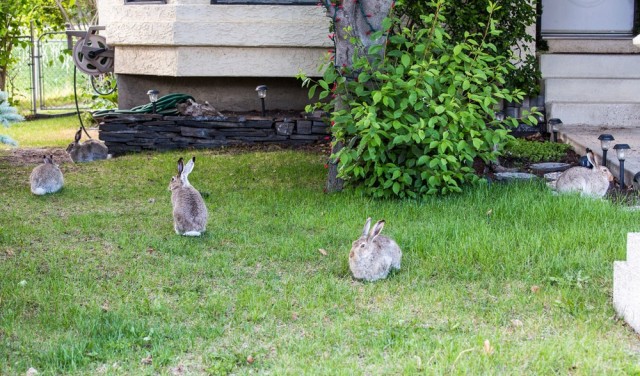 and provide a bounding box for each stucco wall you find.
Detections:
[98,0,331,77]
